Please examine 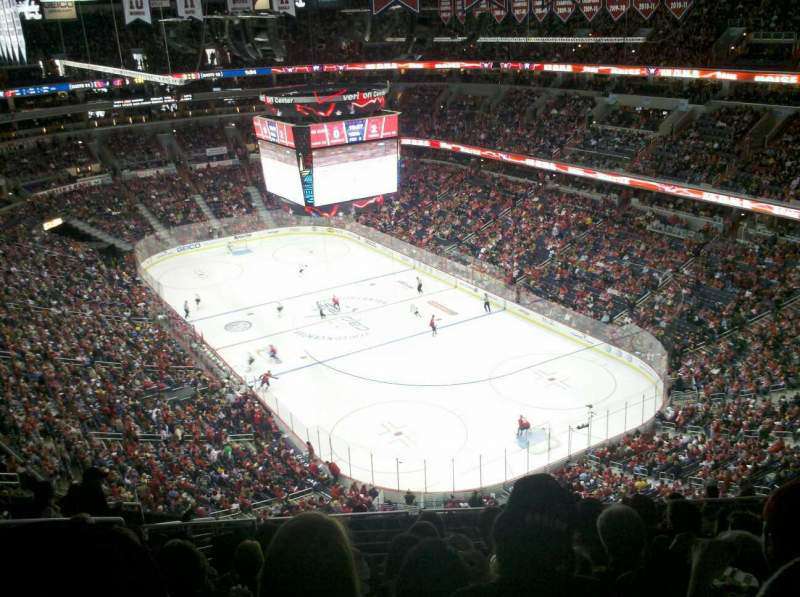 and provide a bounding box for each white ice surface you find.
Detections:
[145,231,660,493]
